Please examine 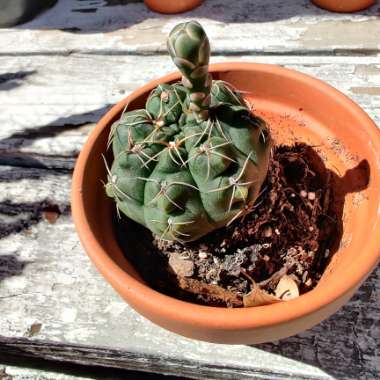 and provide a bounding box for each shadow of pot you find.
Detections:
[144,0,204,14]
[0,0,57,27]
[311,0,376,12]
[72,62,380,344]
